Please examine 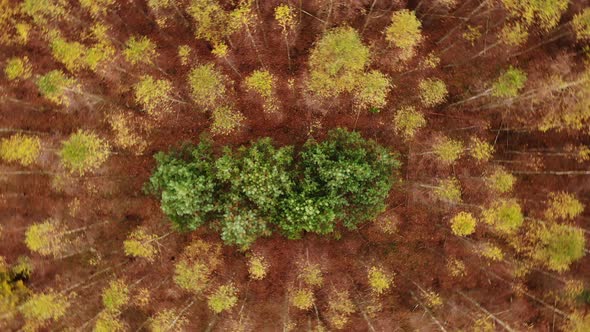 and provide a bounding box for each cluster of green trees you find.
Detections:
[147,129,400,247]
